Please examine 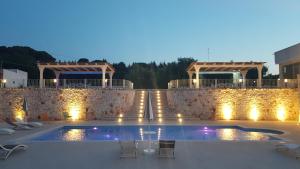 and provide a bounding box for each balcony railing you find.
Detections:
[0,79,134,89]
[168,79,298,89]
